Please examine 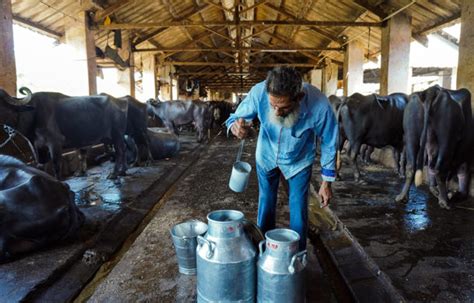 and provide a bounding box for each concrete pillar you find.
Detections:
[458,0,474,104]
[65,11,97,95]
[380,13,411,95]
[117,38,135,97]
[0,0,17,96]
[343,41,364,96]
[323,63,339,96]
[142,53,158,99]
[310,69,323,89]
